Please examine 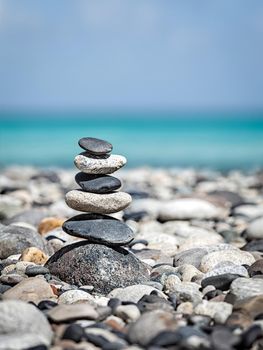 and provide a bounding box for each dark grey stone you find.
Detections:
[75,173,121,194]
[78,137,112,155]
[25,266,50,277]
[201,273,240,291]
[45,242,150,294]
[0,224,52,259]
[62,214,135,246]
[241,239,263,252]
[61,324,85,343]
